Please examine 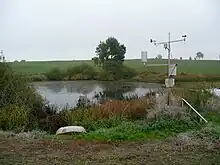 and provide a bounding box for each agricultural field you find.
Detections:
[9,59,220,75]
